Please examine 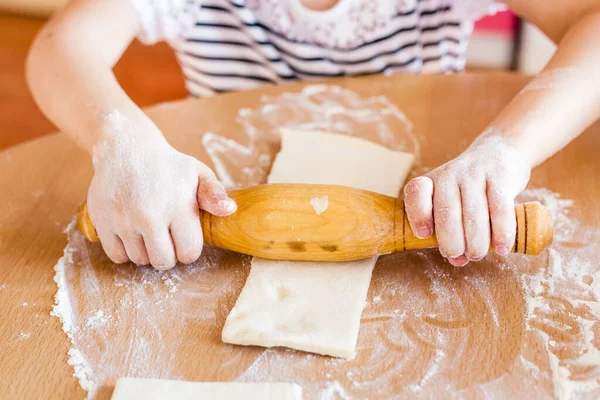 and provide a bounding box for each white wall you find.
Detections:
[518,22,556,74]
